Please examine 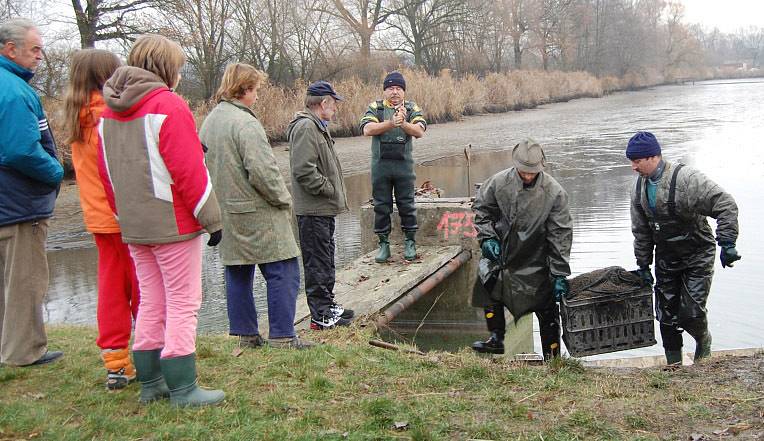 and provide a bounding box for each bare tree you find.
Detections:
[318,0,392,59]
[70,0,153,48]
[387,0,469,73]
[159,0,232,100]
